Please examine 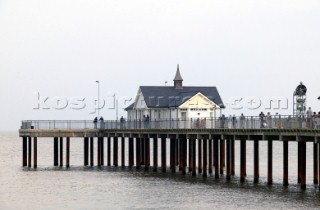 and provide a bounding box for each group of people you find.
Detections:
[93,116,105,129]
[219,114,240,129]
[306,107,320,129]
